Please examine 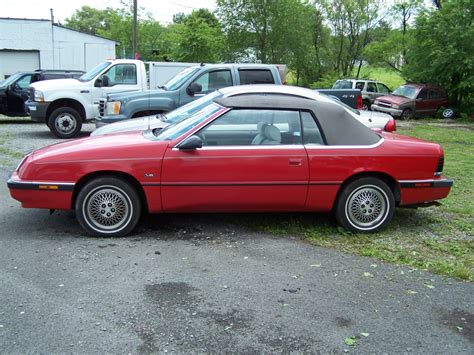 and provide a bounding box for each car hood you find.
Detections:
[107,88,169,101]
[92,115,168,136]
[31,78,81,91]
[30,131,167,163]
[375,94,412,105]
